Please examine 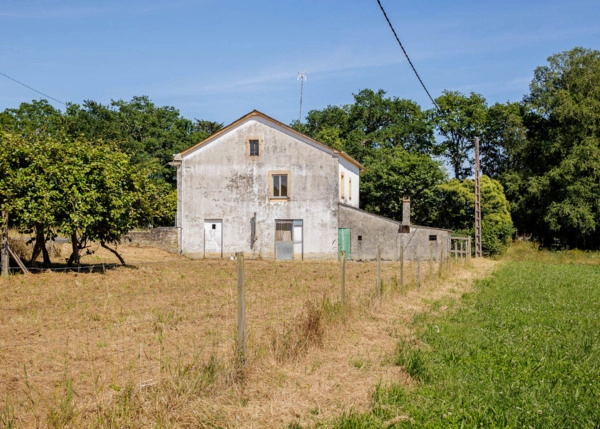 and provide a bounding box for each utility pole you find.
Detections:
[297,72,306,126]
[474,137,482,258]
